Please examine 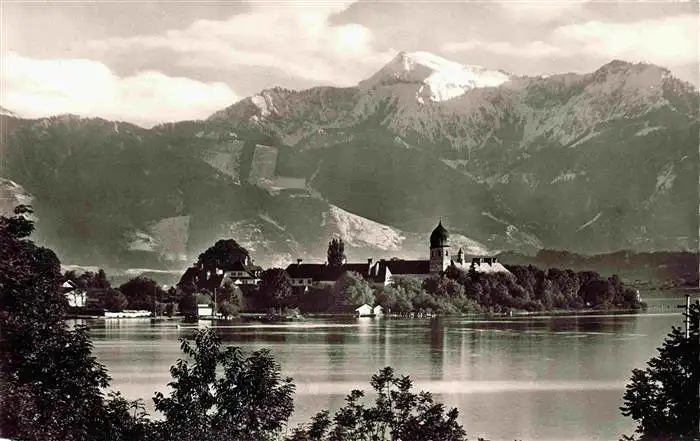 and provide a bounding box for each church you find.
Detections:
[284,220,511,289]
